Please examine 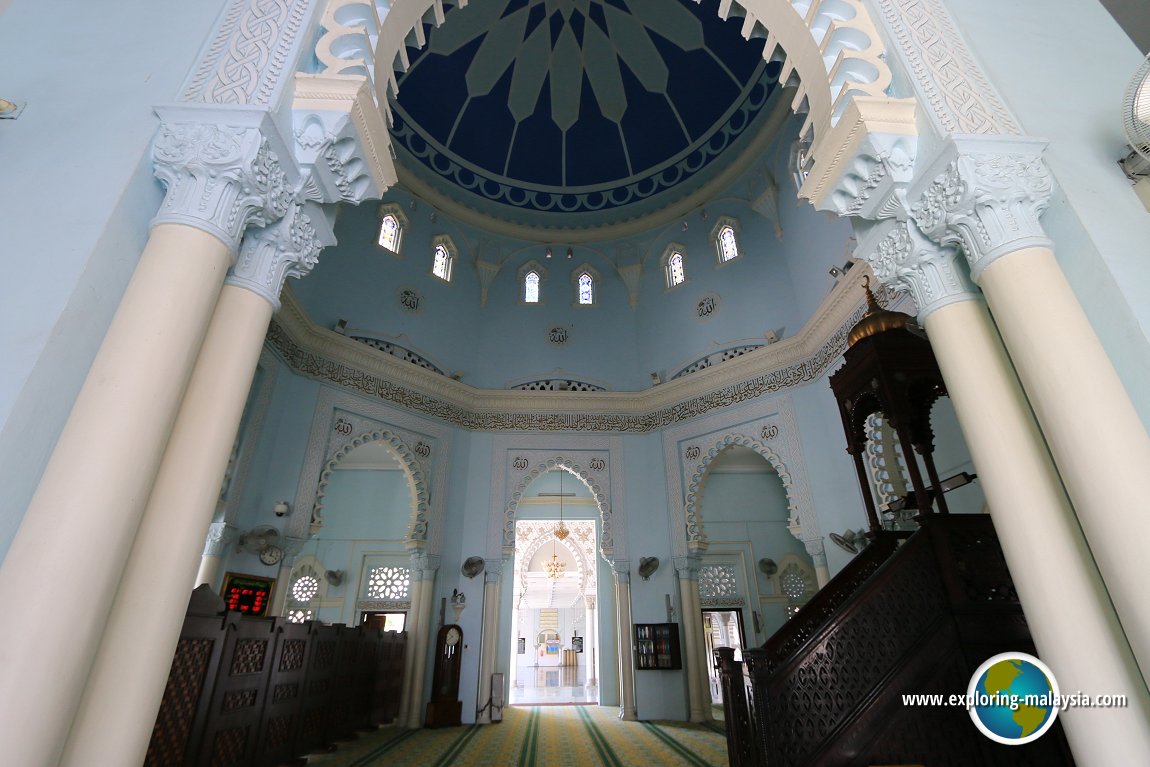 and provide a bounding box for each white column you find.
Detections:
[674,556,710,722]
[912,137,1150,684]
[61,201,325,767]
[405,554,440,728]
[613,561,637,720]
[585,595,598,687]
[195,521,239,589]
[0,117,296,767]
[804,539,830,588]
[475,560,503,724]
[862,220,1150,765]
[395,577,423,726]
